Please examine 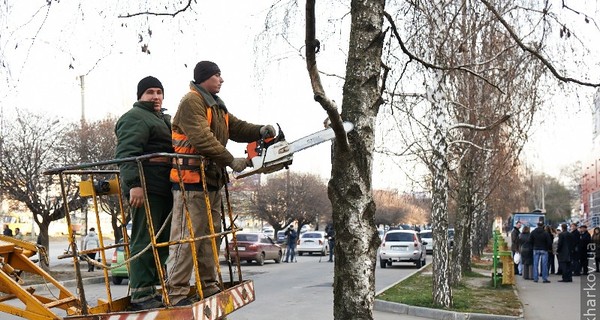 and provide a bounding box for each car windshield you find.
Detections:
[385,232,414,242]
[420,232,432,239]
[302,233,322,239]
[236,234,258,242]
